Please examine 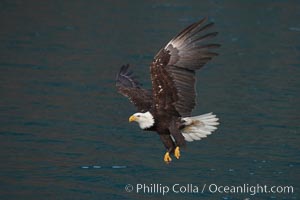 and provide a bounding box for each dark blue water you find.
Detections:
[0,1,299,199]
